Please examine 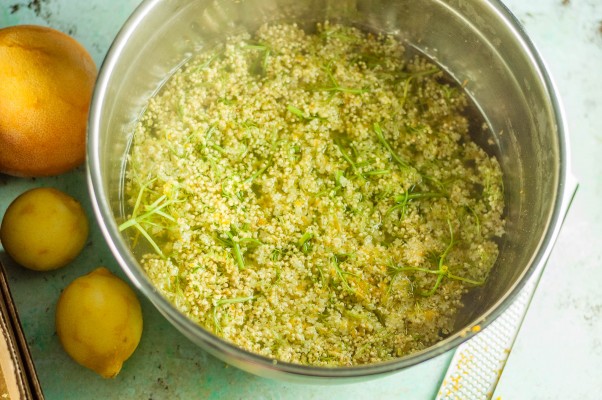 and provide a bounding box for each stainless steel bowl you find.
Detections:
[88,0,571,382]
